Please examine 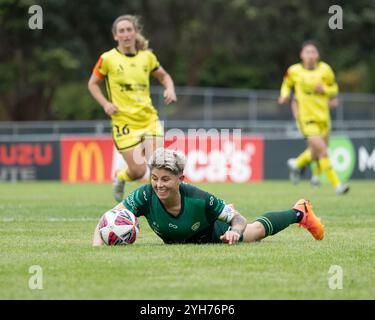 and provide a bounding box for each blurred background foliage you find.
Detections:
[0,0,374,120]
